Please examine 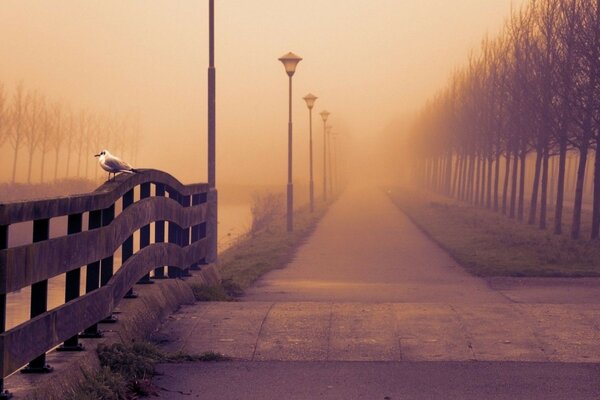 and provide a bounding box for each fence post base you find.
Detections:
[20,365,53,374]
[57,343,85,352]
